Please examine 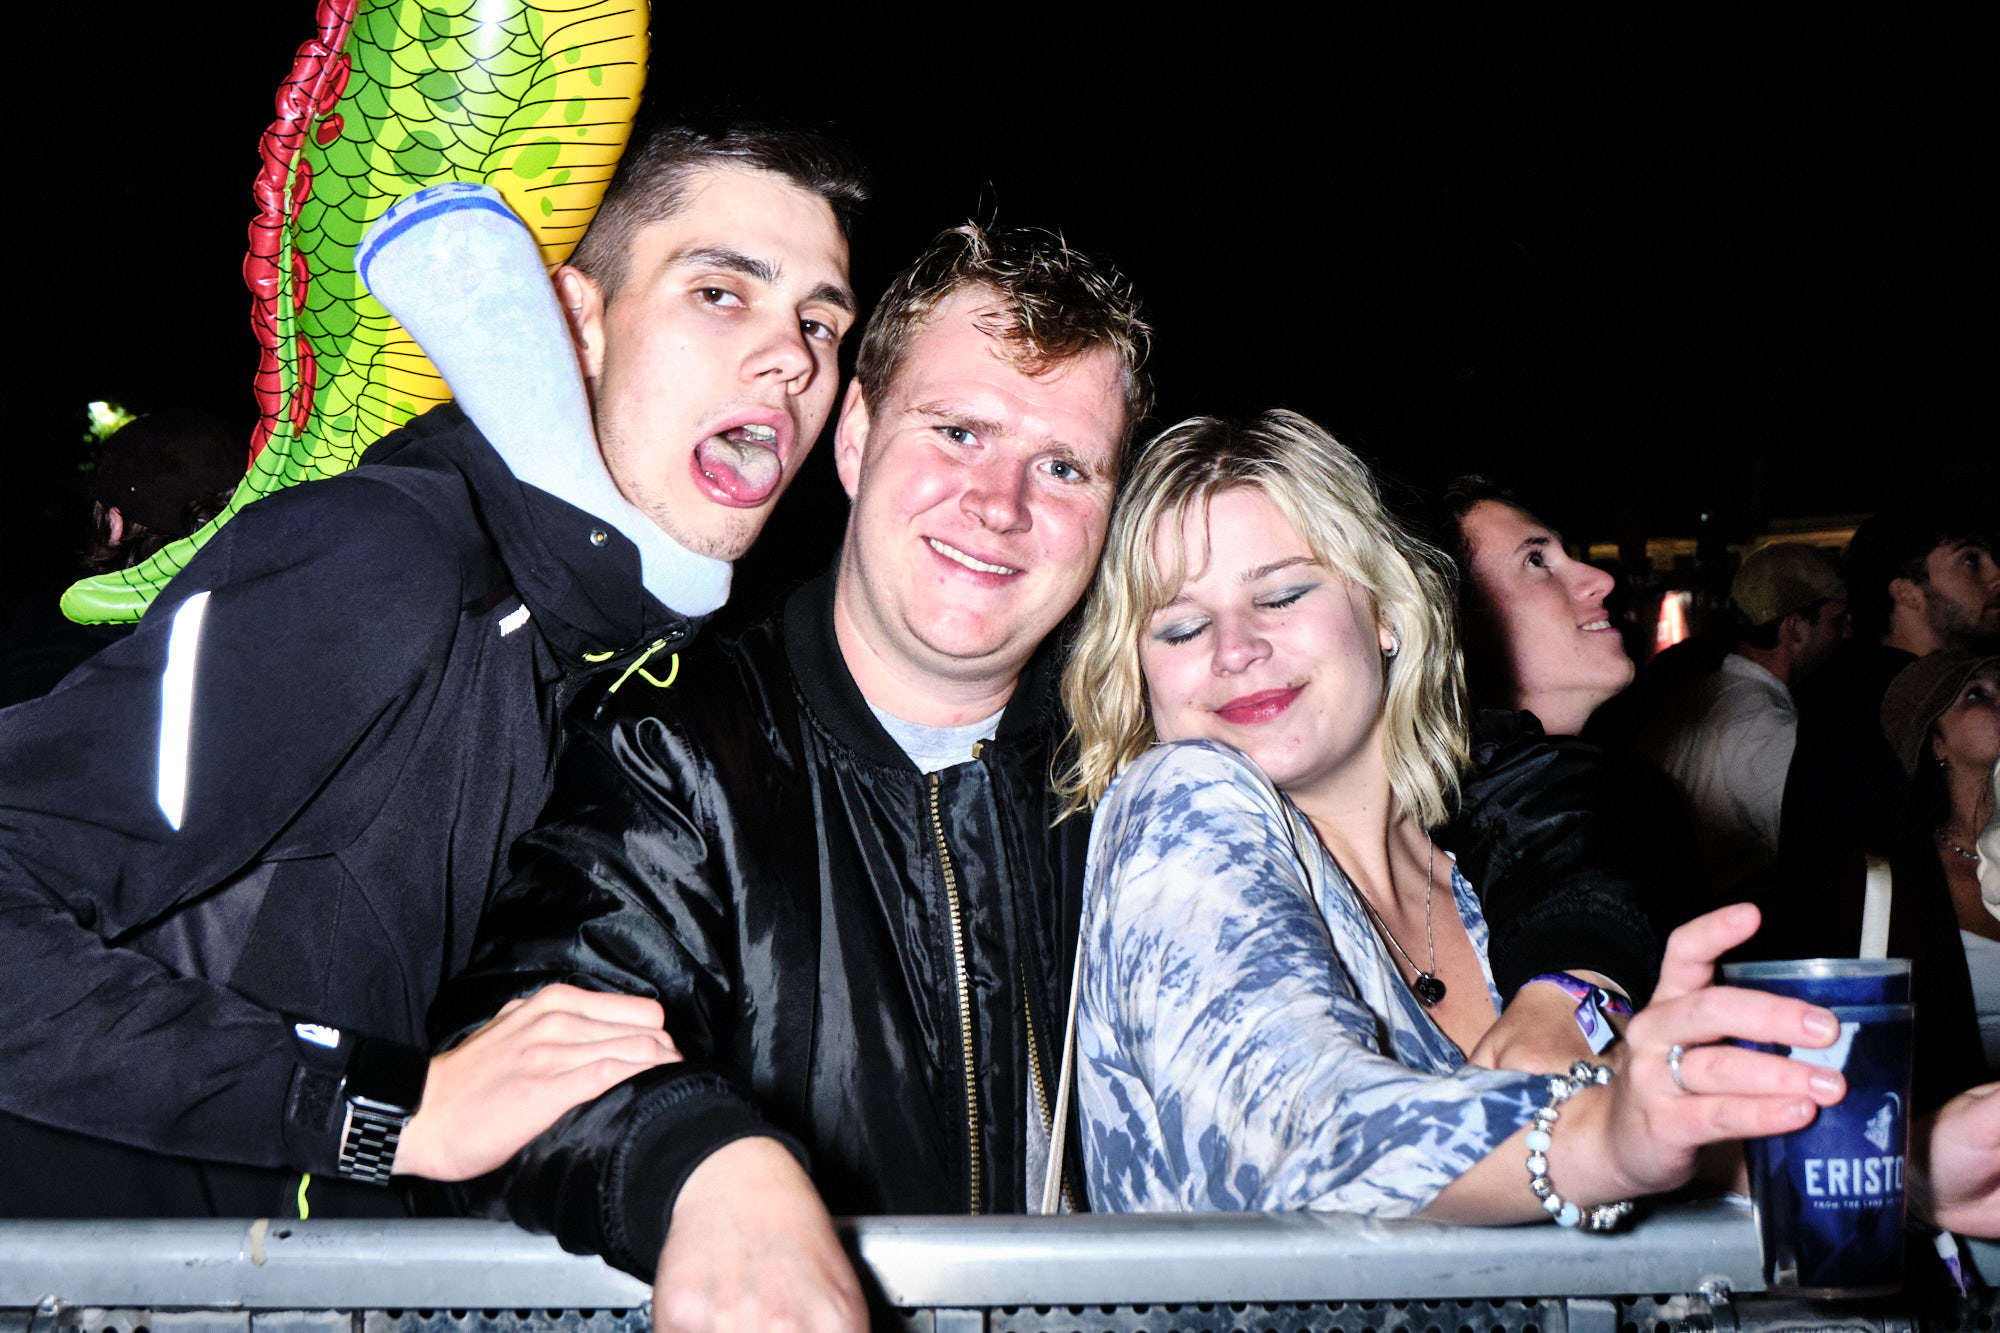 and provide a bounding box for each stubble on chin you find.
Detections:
[678,512,760,562]
[627,487,754,562]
